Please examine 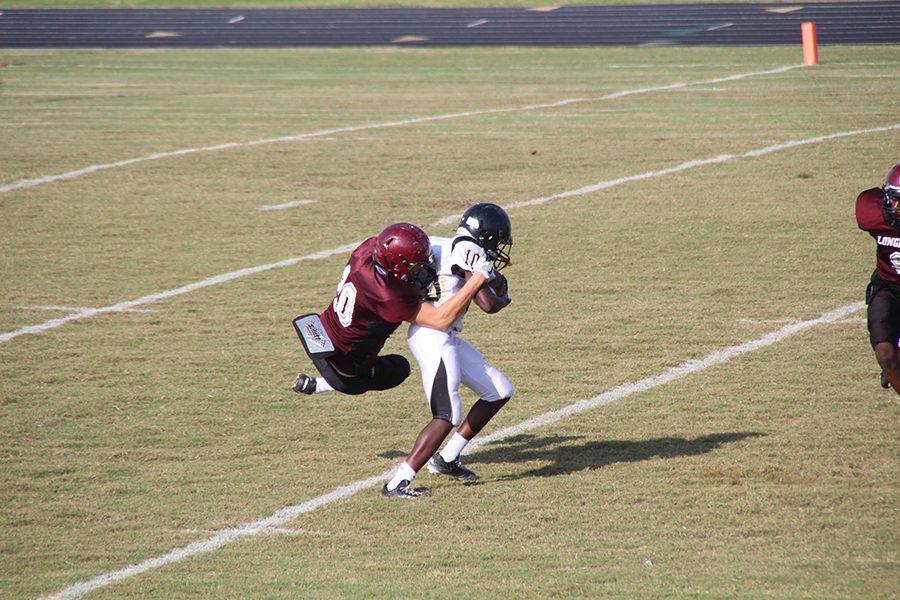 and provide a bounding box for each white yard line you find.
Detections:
[436,122,900,226]
[470,302,864,448]
[3,122,897,348]
[0,65,802,195]
[0,242,361,346]
[178,526,329,537]
[41,299,864,600]
[255,200,316,212]
[17,305,156,314]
